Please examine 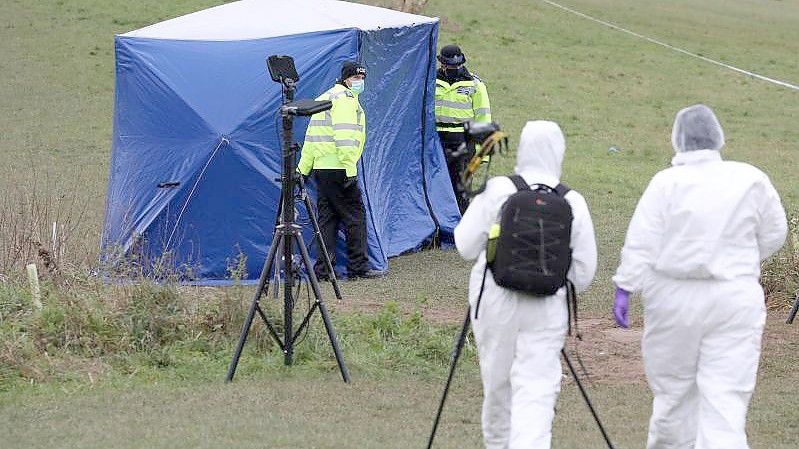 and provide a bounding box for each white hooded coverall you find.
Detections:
[455,121,598,449]
[613,105,787,449]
